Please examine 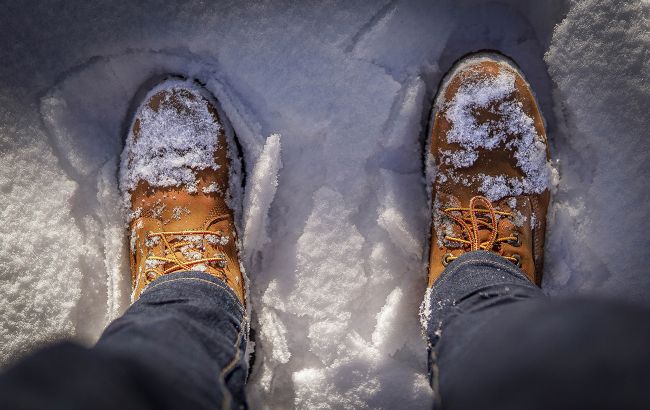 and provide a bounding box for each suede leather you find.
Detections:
[125,87,246,304]
[428,59,550,286]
